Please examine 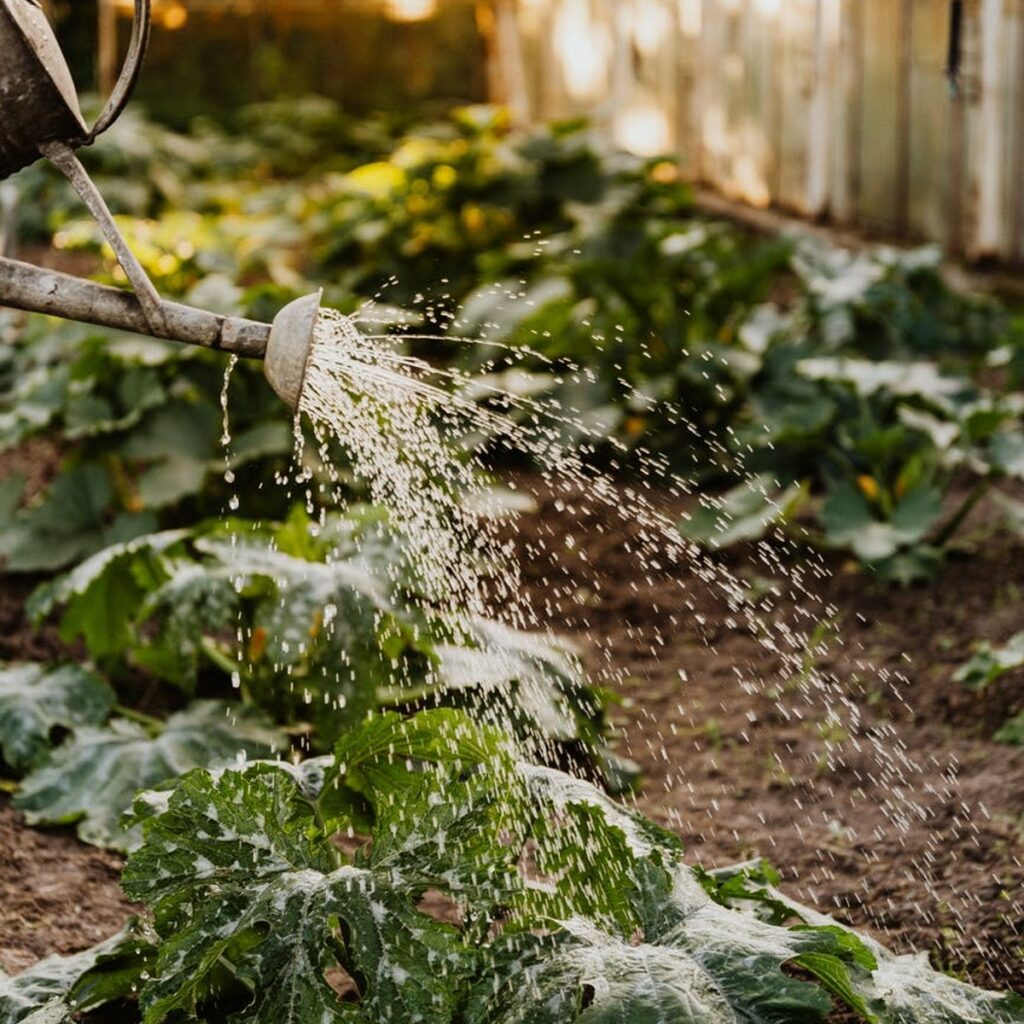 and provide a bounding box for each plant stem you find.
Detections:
[113,703,165,736]
[933,477,992,548]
